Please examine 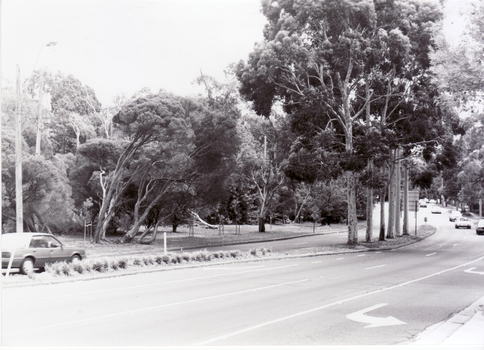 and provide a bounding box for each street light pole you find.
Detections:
[15,65,23,233]
[34,42,57,155]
